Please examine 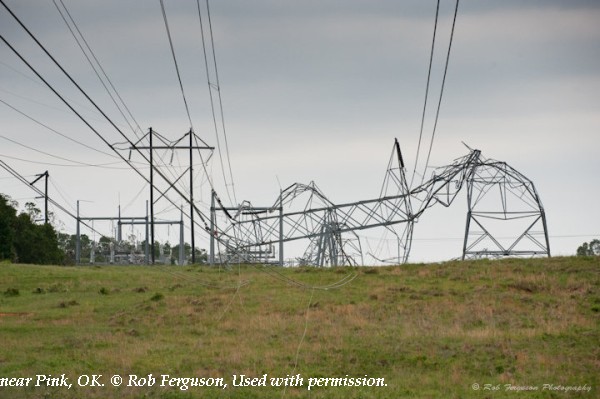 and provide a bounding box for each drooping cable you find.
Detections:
[159,0,194,130]
[410,0,440,189]
[48,177,77,213]
[206,0,237,205]
[420,0,460,186]
[0,134,134,169]
[52,0,144,138]
[0,98,124,160]
[196,0,237,205]
[0,159,101,235]
[158,0,229,228]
